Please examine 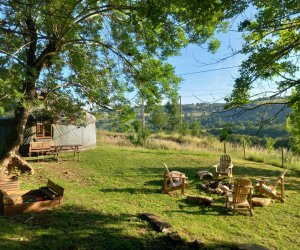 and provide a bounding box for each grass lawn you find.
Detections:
[0,144,299,249]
